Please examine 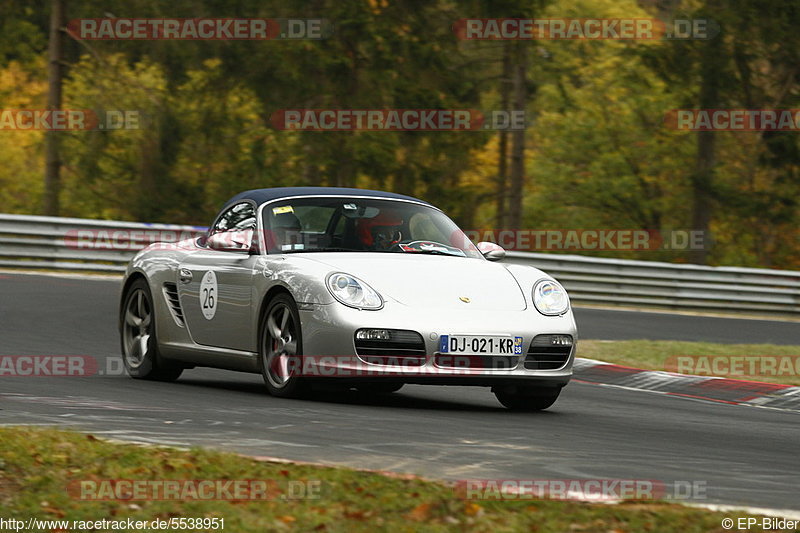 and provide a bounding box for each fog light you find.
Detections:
[551,335,573,346]
[356,329,392,340]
